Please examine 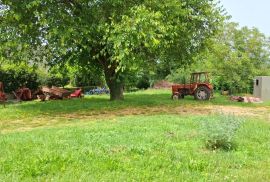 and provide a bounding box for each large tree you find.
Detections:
[0,0,223,100]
